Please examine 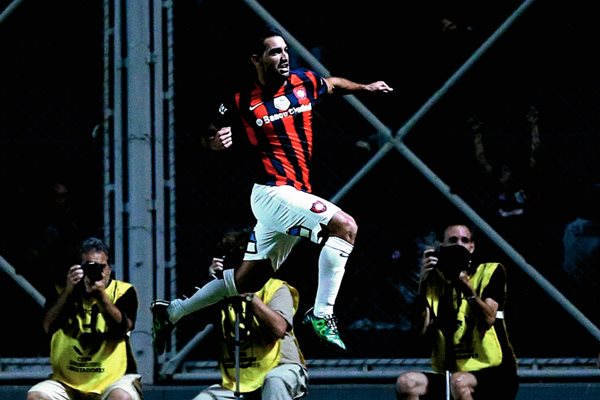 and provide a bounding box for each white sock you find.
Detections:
[168,268,238,324]
[314,236,353,317]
